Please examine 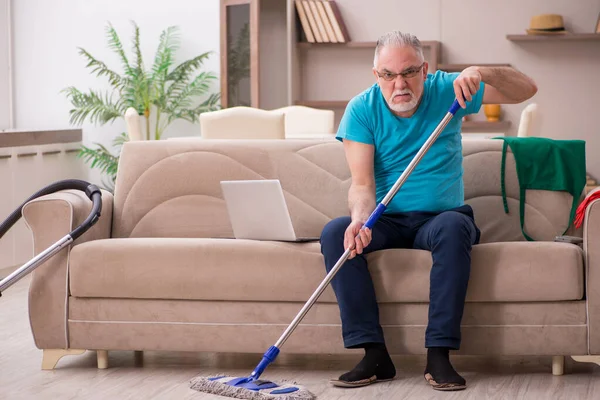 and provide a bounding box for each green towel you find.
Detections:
[493,137,586,241]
